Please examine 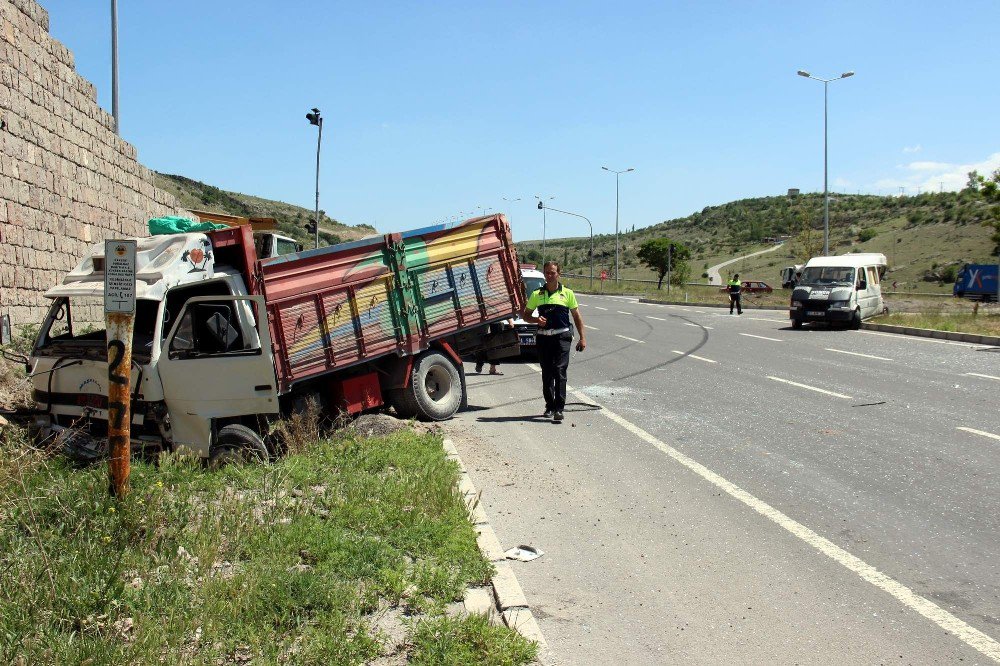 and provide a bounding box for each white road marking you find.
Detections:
[684,322,714,329]
[966,372,1000,381]
[617,310,634,315]
[825,348,894,361]
[562,382,1000,662]
[646,315,667,321]
[615,334,645,343]
[584,325,600,331]
[671,350,717,363]
[694,310,706,313]
[855,330,976,348]
[767,376,852,399]
[740,333,783,342]
[594,306,608,311]
[748,317,787,323]
[957,427,1000,442]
